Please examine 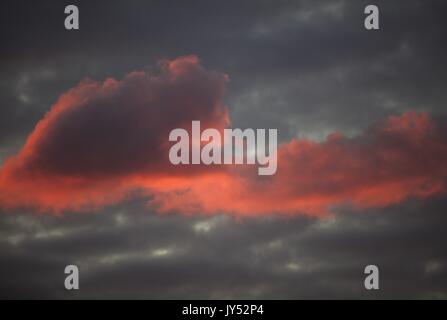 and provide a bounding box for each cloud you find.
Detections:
[0,56,446,216]
[2,198,447,299]
[152,111,447,216]
[0,55,230,212]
